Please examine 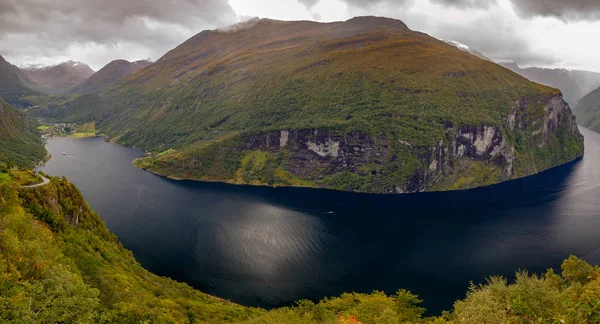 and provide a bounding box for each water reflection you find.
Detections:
[40,128,600,314]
